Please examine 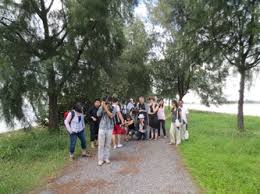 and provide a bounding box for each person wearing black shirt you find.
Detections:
[88,99,101,148]
[148,96,159,140]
